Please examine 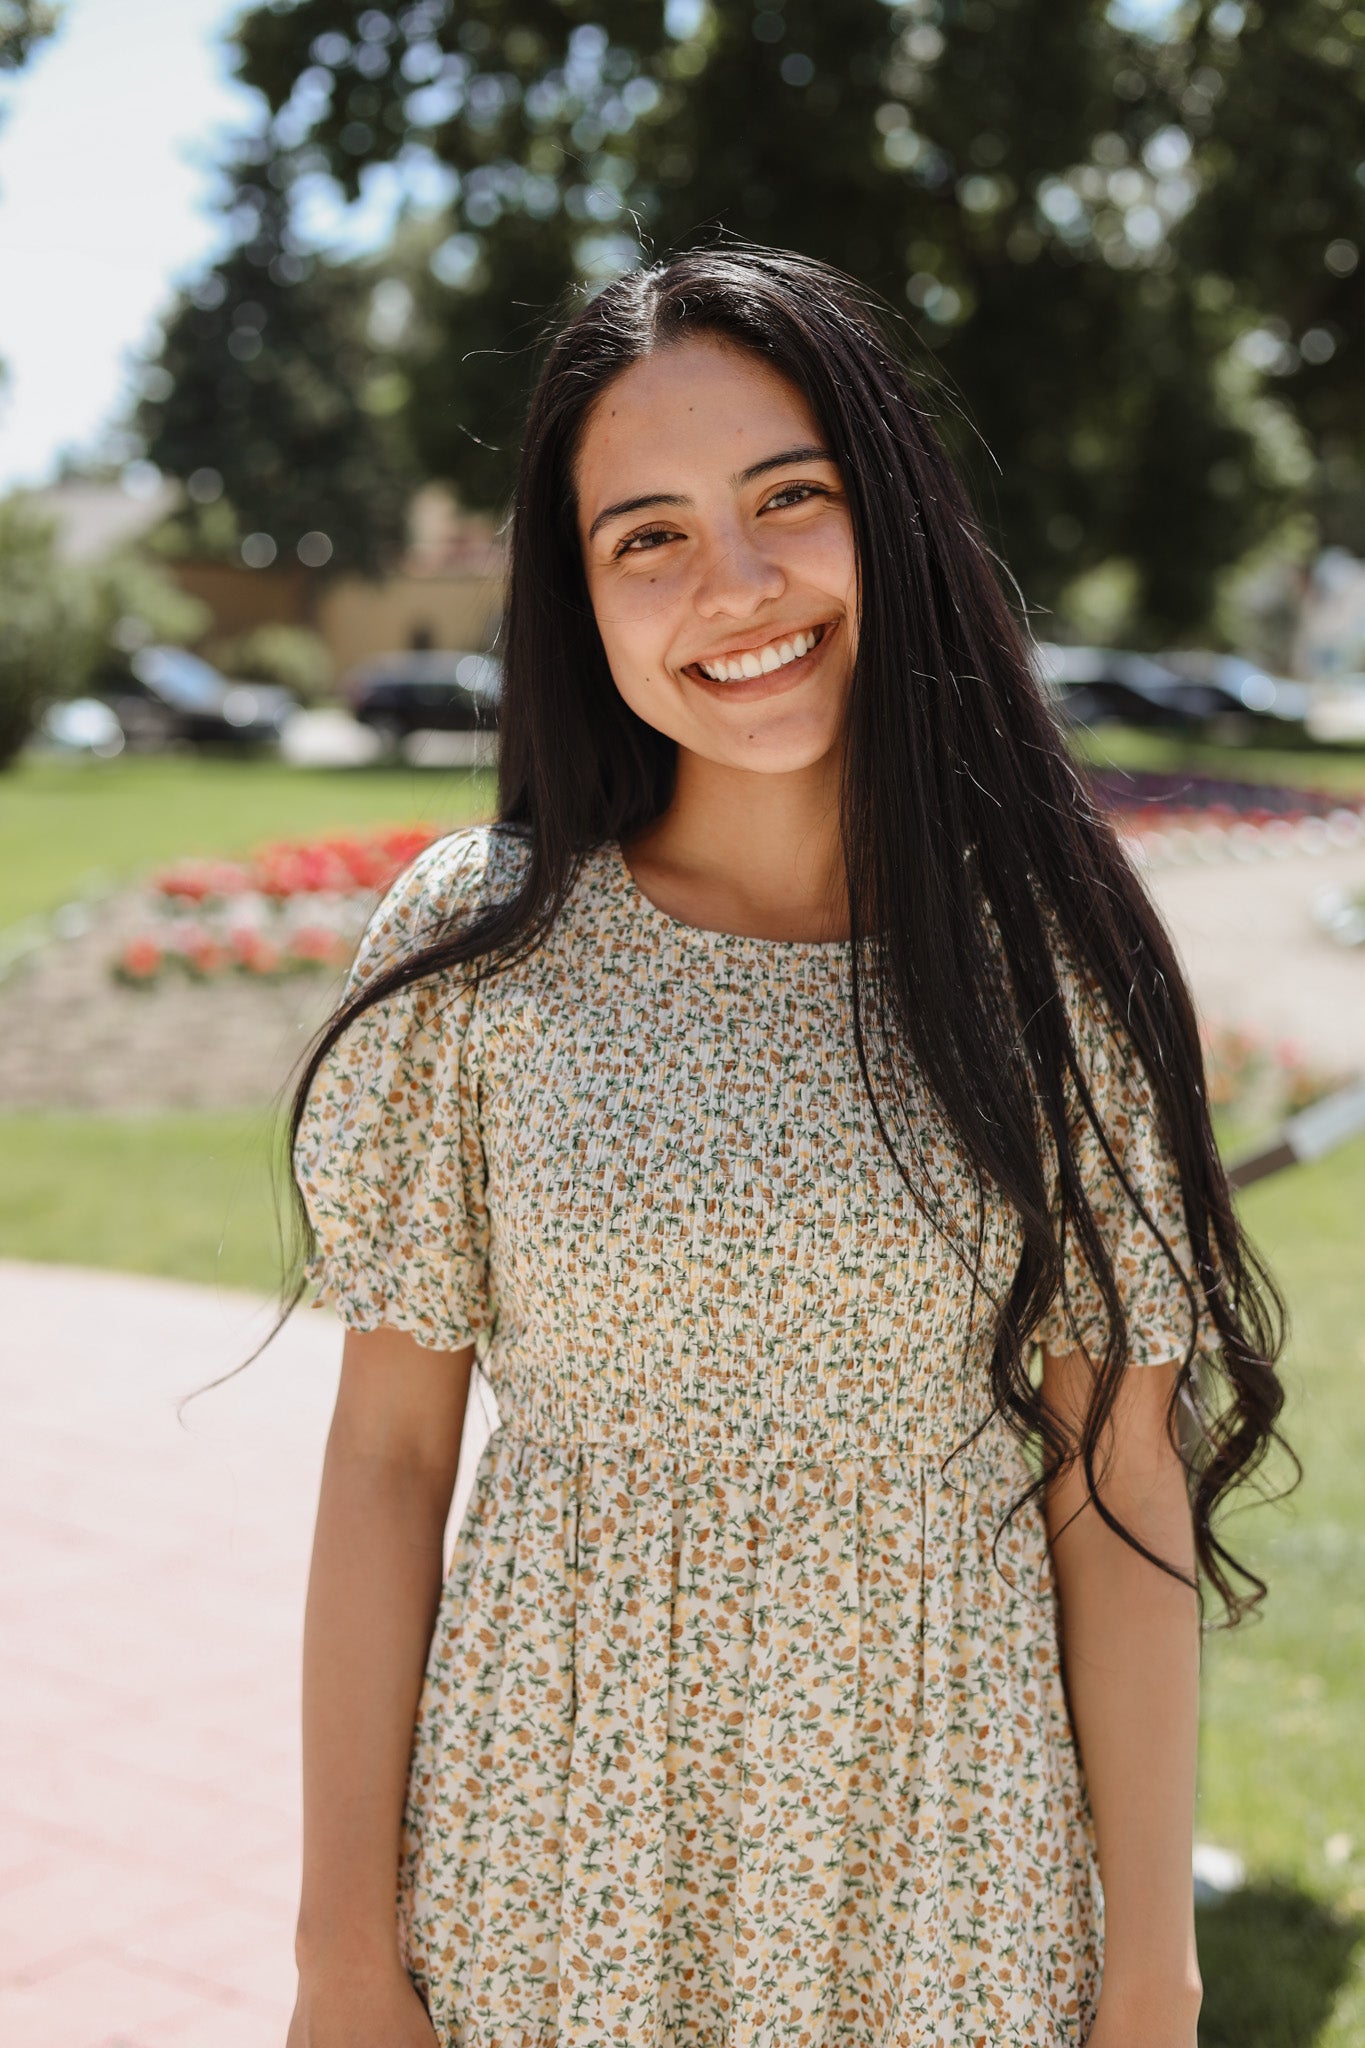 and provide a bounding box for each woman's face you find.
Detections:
[573,334,859,776]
